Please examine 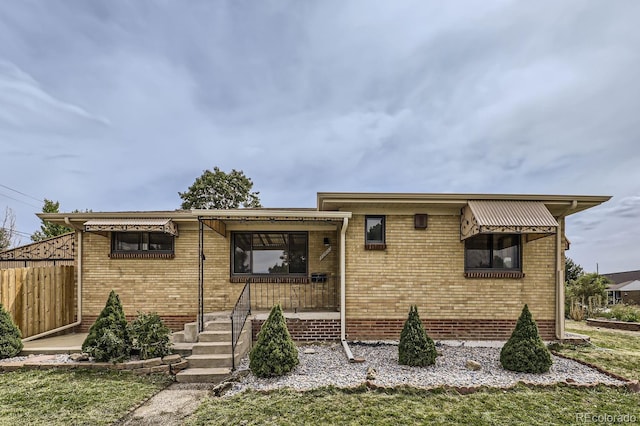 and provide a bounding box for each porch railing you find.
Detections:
[250,276,338,312]
[230,278,251,371]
